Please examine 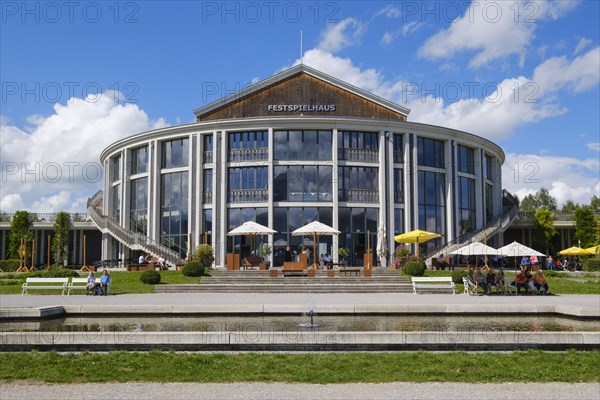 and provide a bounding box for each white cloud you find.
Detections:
[503,153,600,207]
[574,37,592,55]
[318,18,366,53]
[0,92,168,212]
[381,21,423,44]
[533,47,600,94]
[587,143,600,151]
[374,5,401,19]
[418,0,580,69]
